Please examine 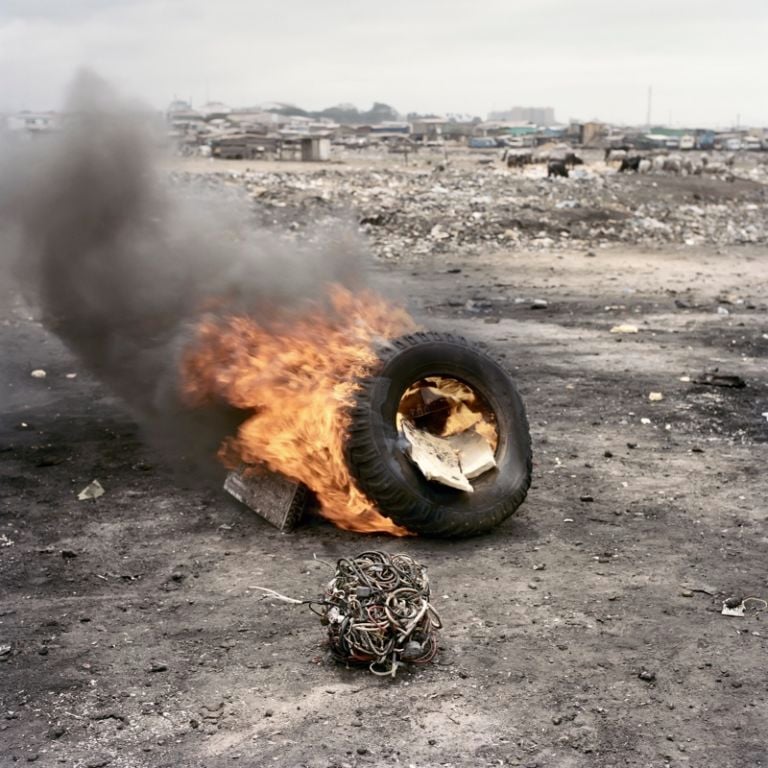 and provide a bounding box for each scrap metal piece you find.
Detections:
[224,467,309,531]
[693,373,746,389]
